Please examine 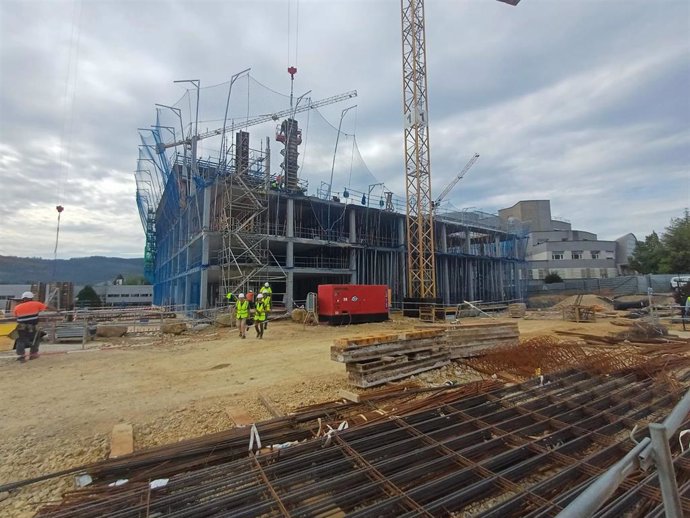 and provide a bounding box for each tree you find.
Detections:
[76,285,101,308]
[629,231,665,274]
[629,210,690,274]
[544,272,563,284]
[661,210,690,273]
